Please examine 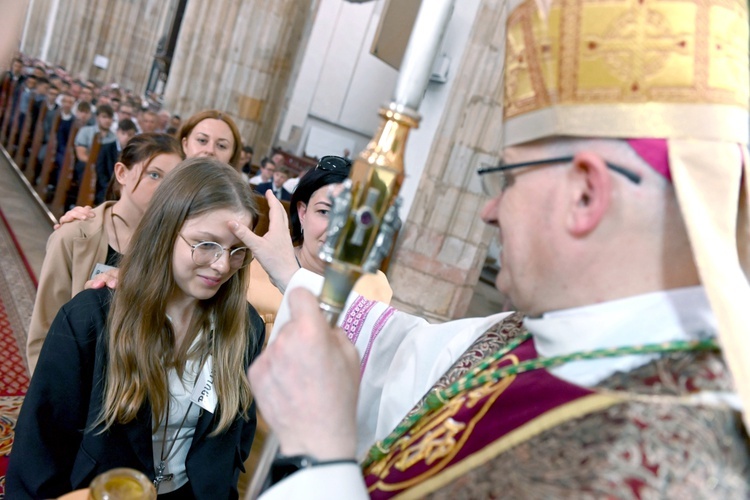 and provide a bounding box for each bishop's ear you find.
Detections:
[565,151,613,237]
